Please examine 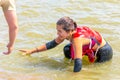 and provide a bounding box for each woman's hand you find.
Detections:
[19,49,32,56]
